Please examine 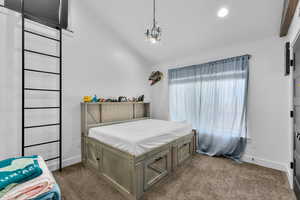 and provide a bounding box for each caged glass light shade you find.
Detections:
[145,0,161,43]
[145,23,161,43]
